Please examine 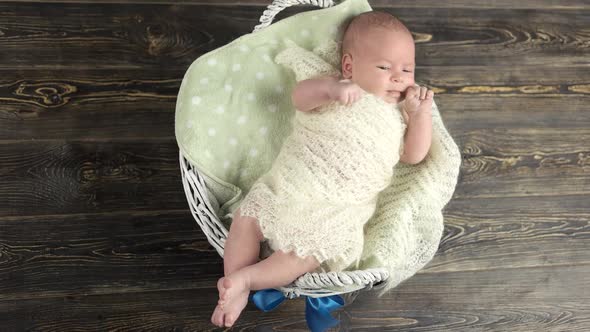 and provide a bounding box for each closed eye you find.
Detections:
[377,66,413,73]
